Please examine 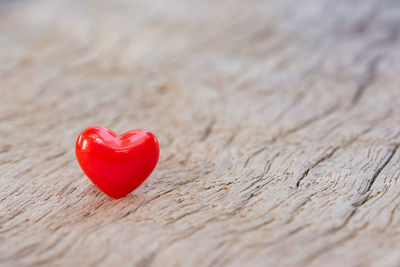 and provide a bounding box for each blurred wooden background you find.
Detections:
[1,0,400,266]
